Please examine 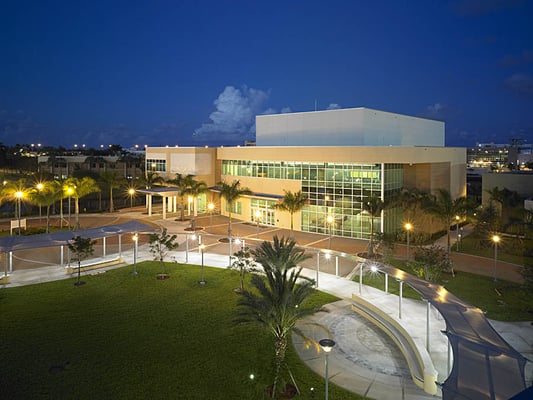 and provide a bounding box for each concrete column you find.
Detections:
[162,196,167,220]
[103,237,106,258]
